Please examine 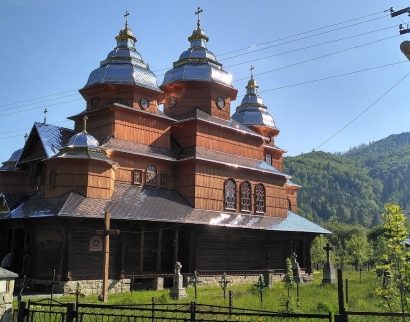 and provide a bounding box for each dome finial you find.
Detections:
[83,115,88,133]
[250,65,255,78]
[43,108,47,124]
[195,7,203,29]
[124,11,130,28]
